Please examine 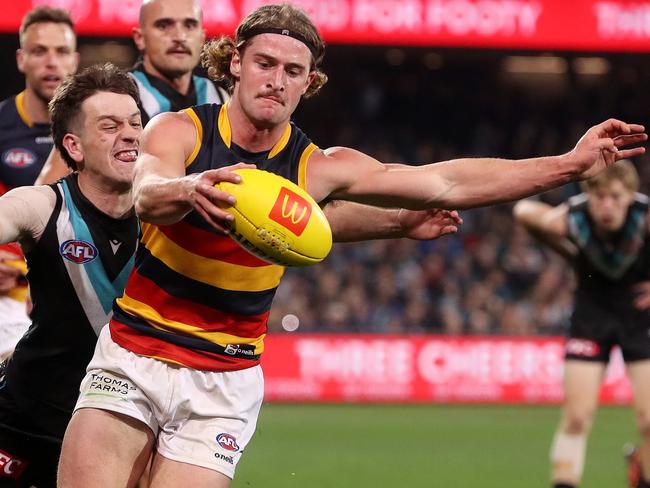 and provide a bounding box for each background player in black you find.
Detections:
[0,6,79,359]
[0,64,140,488]
[514,160,650,488]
